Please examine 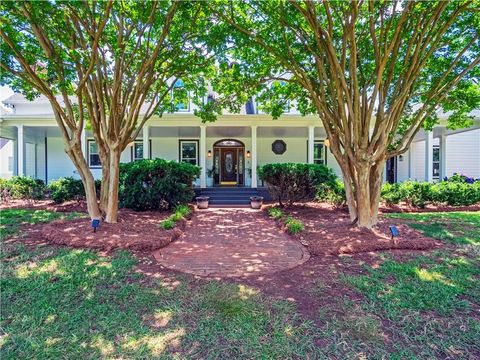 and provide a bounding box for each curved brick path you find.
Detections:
[153,208,309,277]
